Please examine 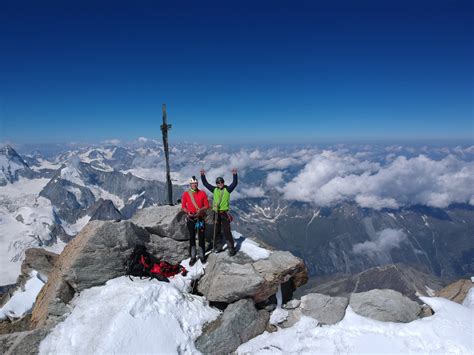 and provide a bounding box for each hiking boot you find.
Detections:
[189,246,197,266]
[213,244,223,254]
[228,247,236,257]
[197,247,206,263]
